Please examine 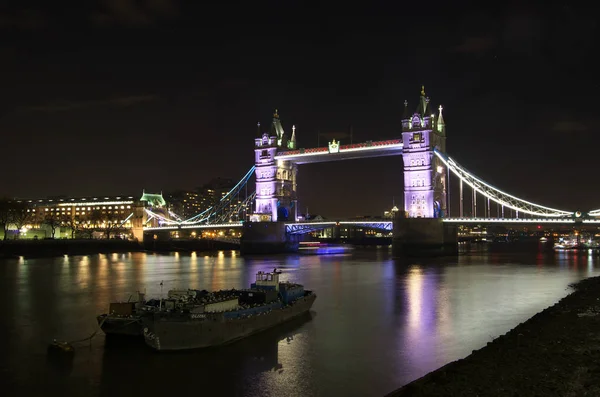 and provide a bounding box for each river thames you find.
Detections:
[1,246,598,396]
